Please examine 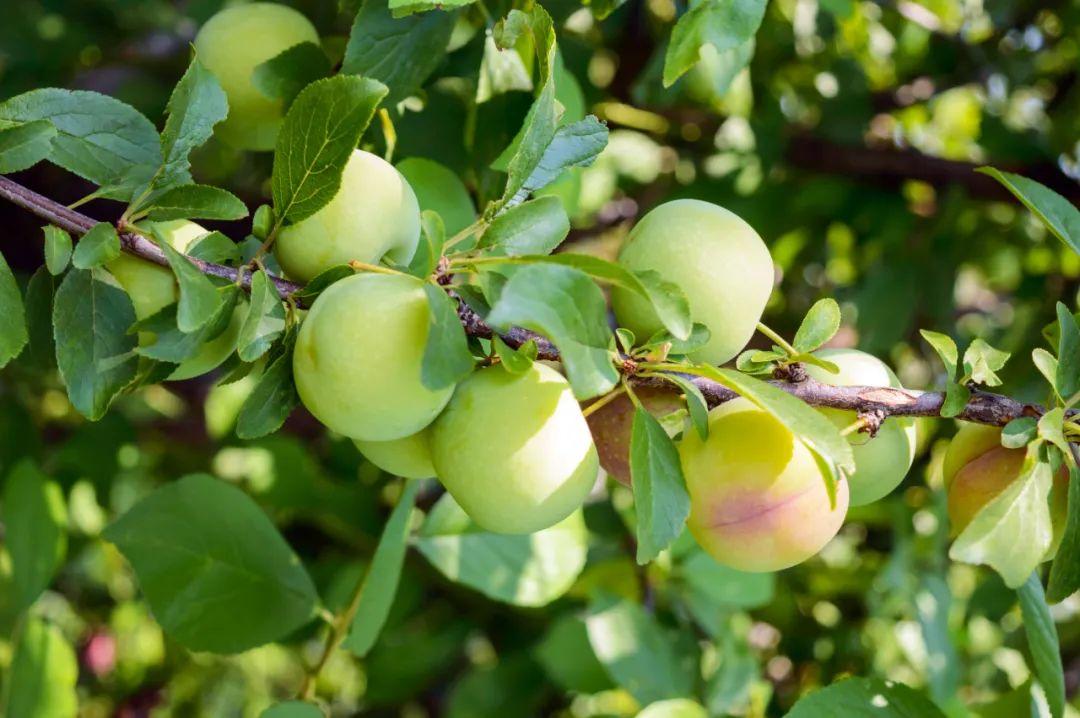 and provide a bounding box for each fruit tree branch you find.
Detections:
[0,174,1051,427]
